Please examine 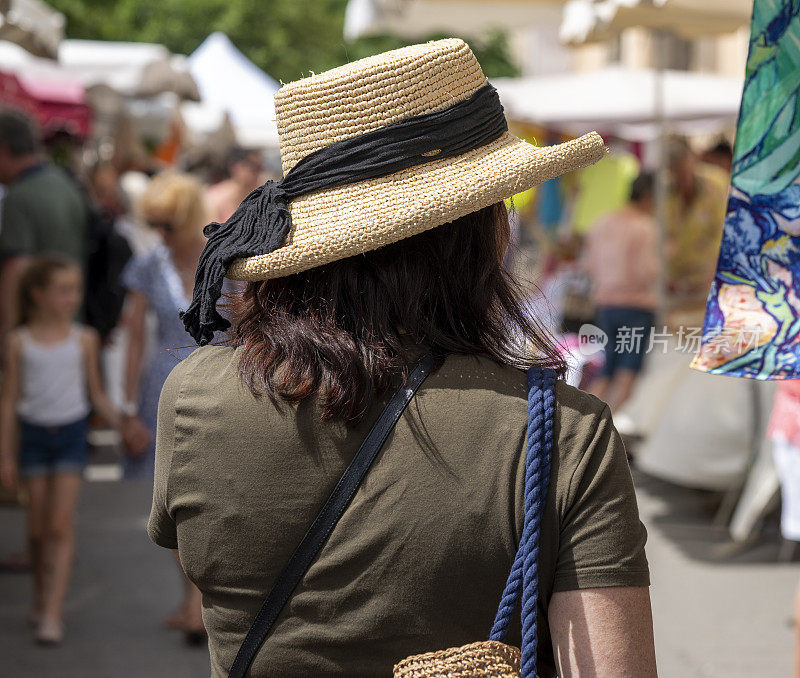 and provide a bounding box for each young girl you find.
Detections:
[0,254,123,645]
